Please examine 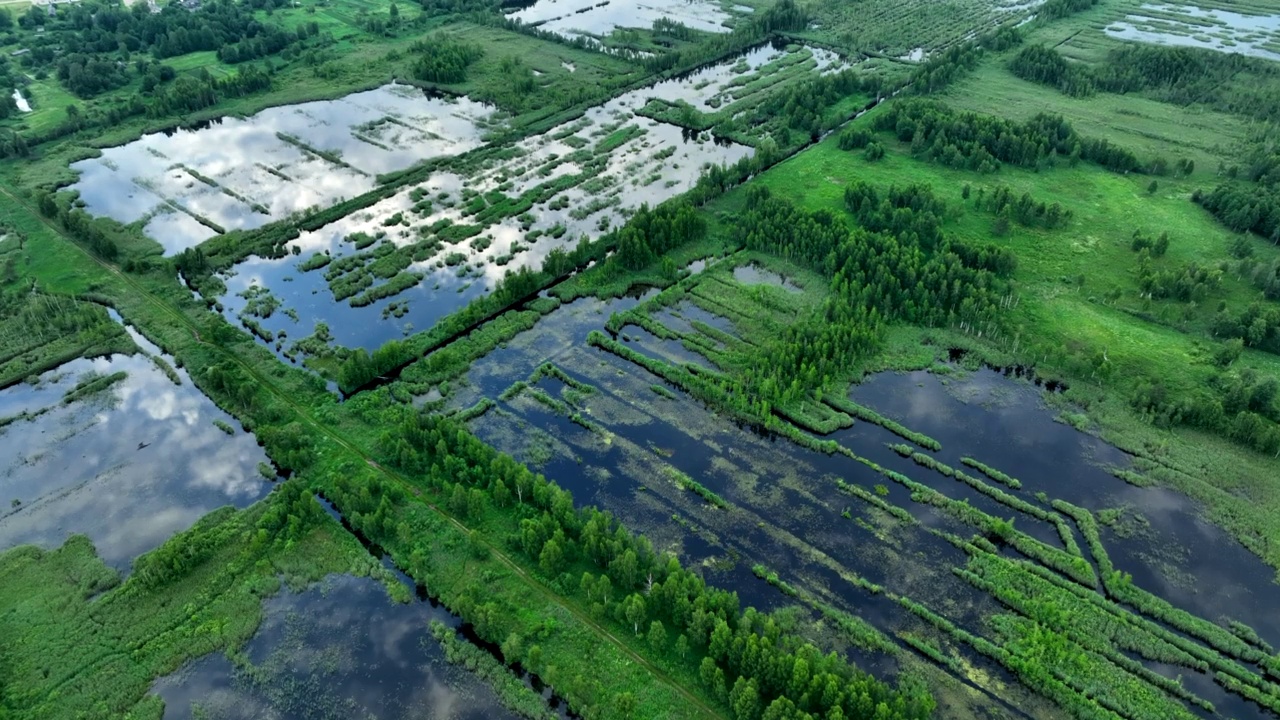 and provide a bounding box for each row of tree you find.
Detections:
[1194,184,1280,246]
[970,184,1072,230]
[873,99,1144,174]
[1008,42,1280,123]
[352,405,937,720]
